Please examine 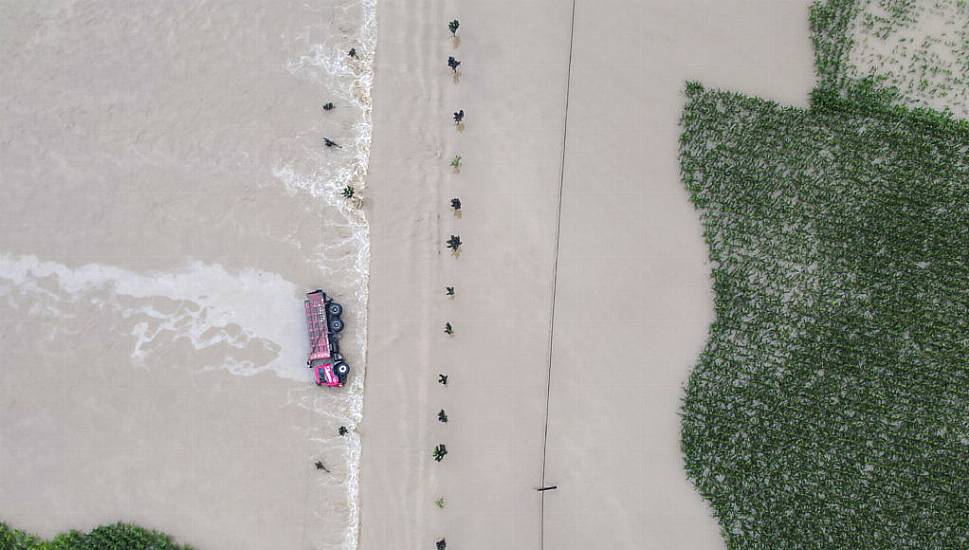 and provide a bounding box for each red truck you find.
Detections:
[304,290,350,387]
